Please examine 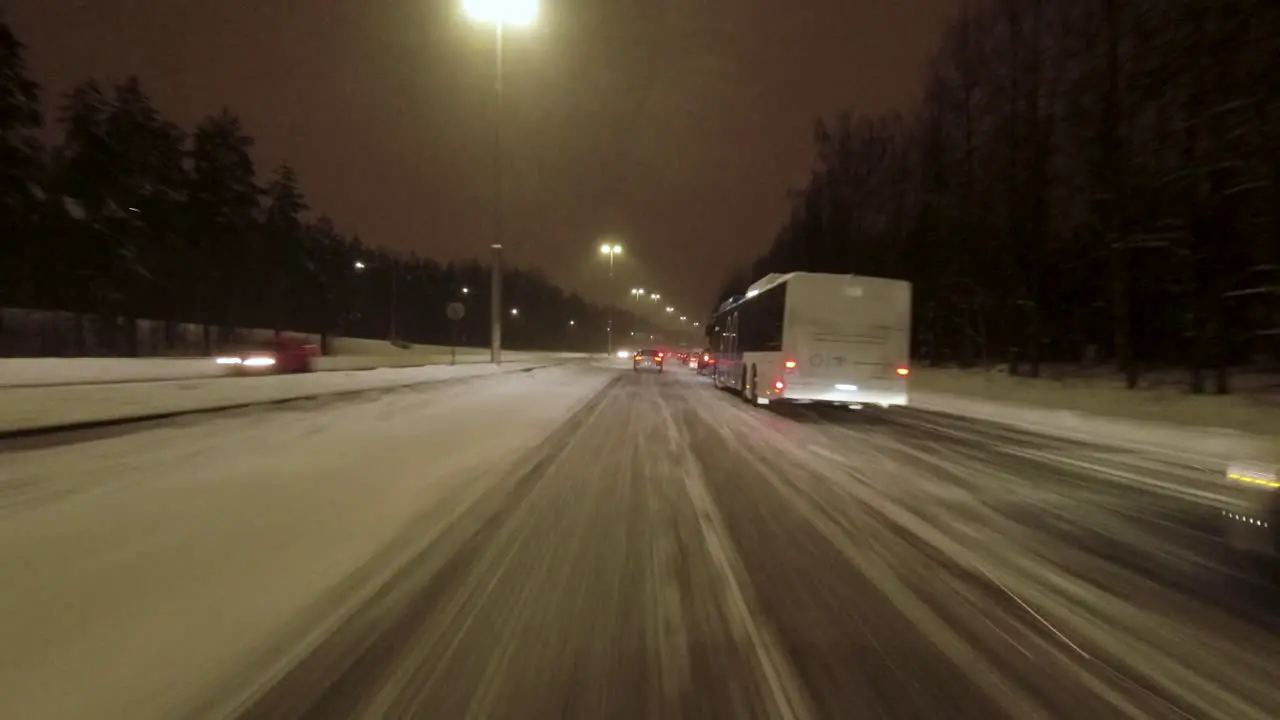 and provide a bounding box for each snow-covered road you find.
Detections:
[0,364,1276,719]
